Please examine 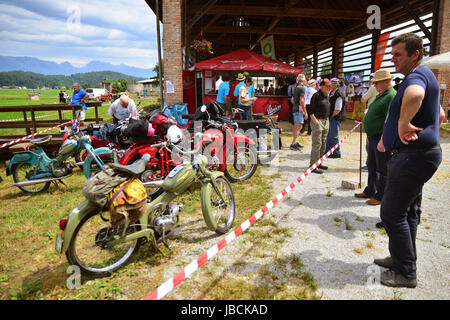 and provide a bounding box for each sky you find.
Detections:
[0,0,159,69]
